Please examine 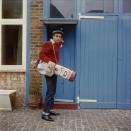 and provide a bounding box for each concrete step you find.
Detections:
[53,102,77,109]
